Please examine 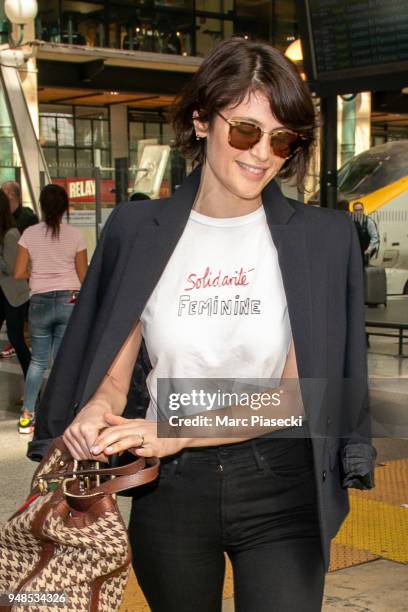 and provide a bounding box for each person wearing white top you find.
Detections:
[49,38,376,612]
